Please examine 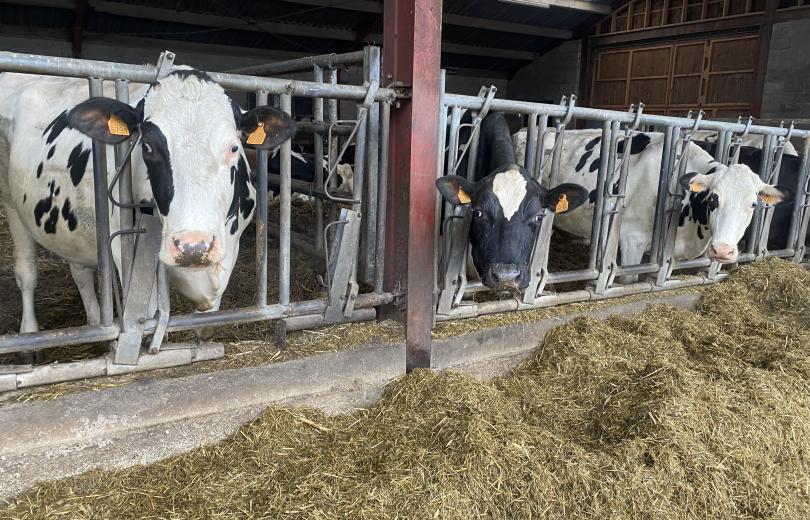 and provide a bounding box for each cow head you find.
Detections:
[679,163,793,263]
[66,68,296,270]
[437,166,588,291]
